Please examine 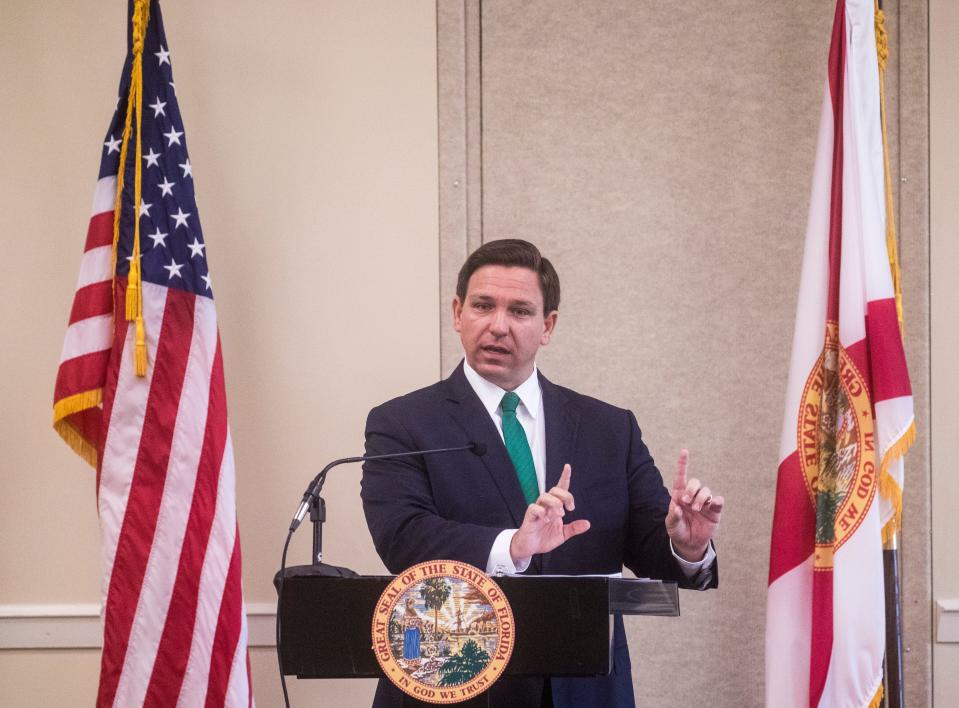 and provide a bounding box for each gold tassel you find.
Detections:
[127,0,150,376]
[125,260,140,319]
[134,315,148,377]
[868,682,885,708]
